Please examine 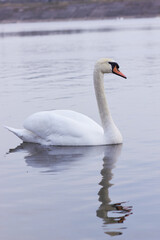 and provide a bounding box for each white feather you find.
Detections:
[6,58,125,146]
